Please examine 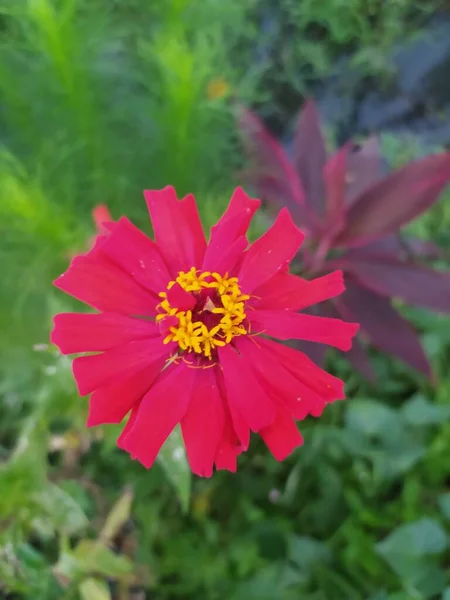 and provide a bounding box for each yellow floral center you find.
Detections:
[156,267,250,359]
